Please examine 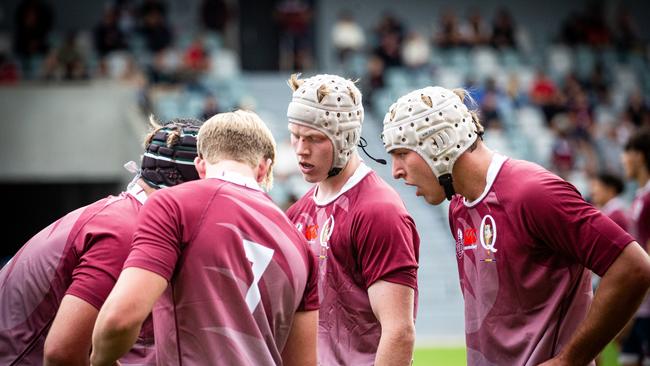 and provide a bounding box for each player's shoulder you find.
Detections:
[351,172,410,218]
[354,170,402,204]
[72,193,141,242]
[499,158,572,198]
